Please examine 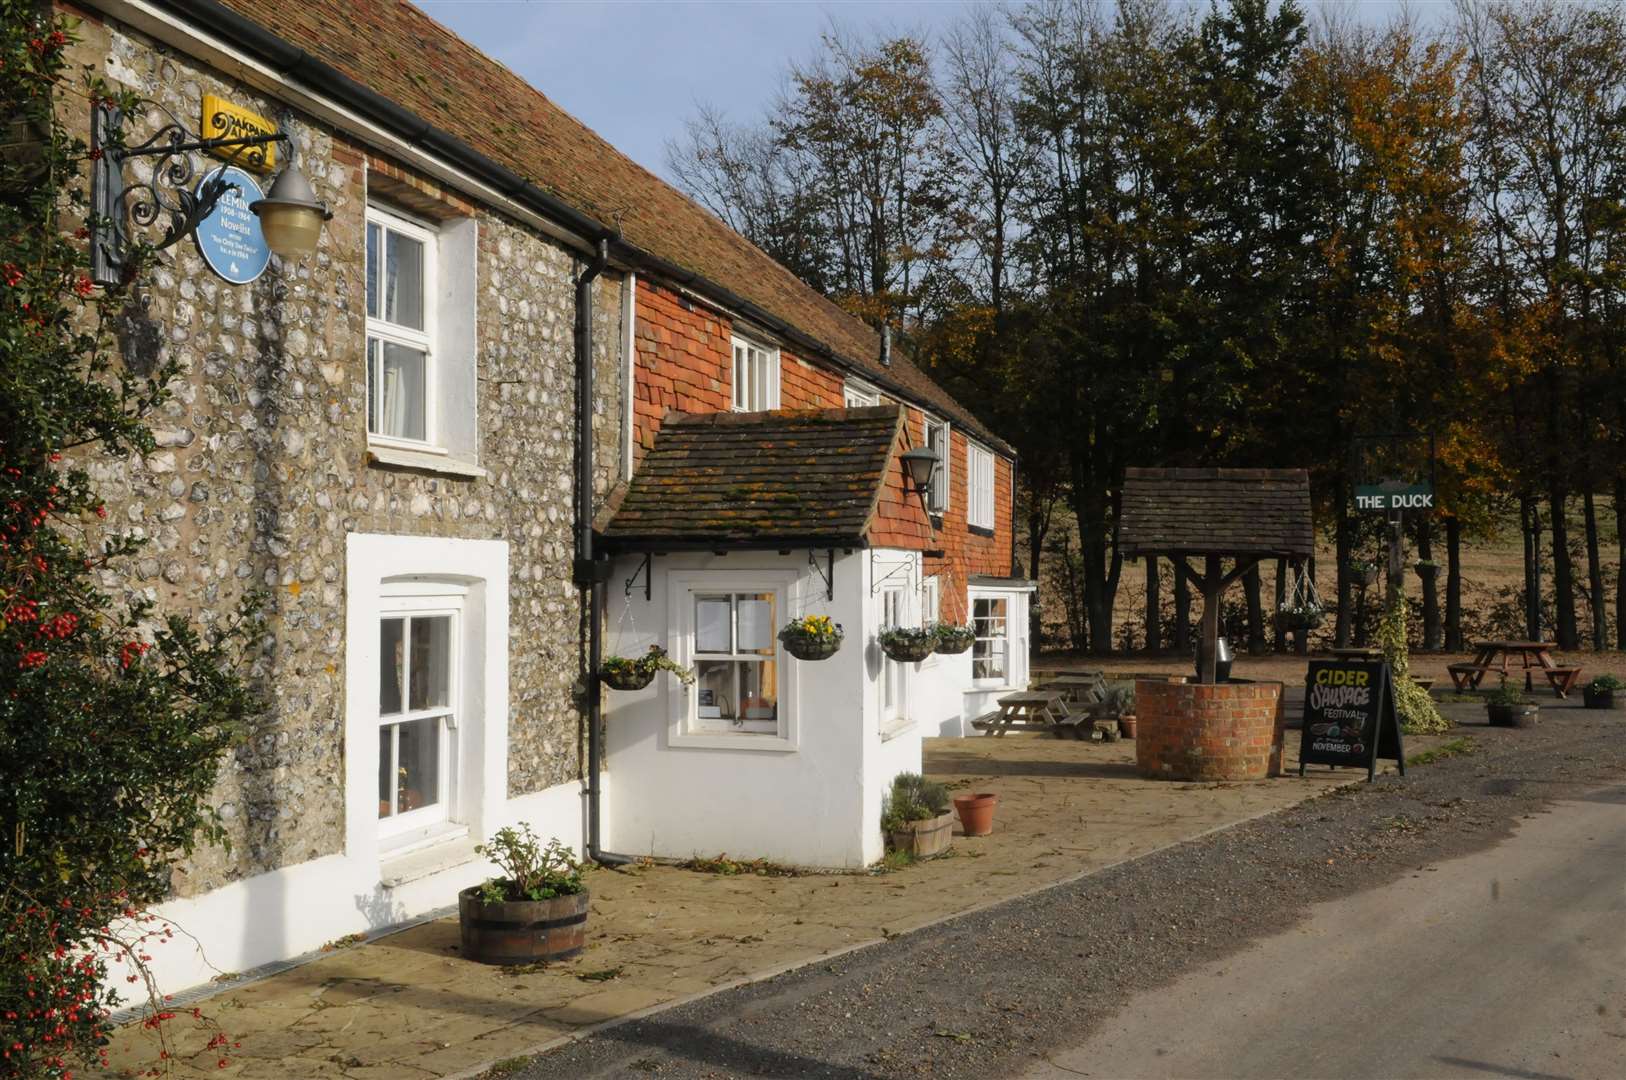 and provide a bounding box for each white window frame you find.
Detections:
[376,580,467,851]
[731,334,781,412]
[844,379,881,408]
[365,204,440,452]
[668,570,799,751]
[919,574,941,671]
[925,416,951,514]
[970,591,1012,688]
[967,440,995,530]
